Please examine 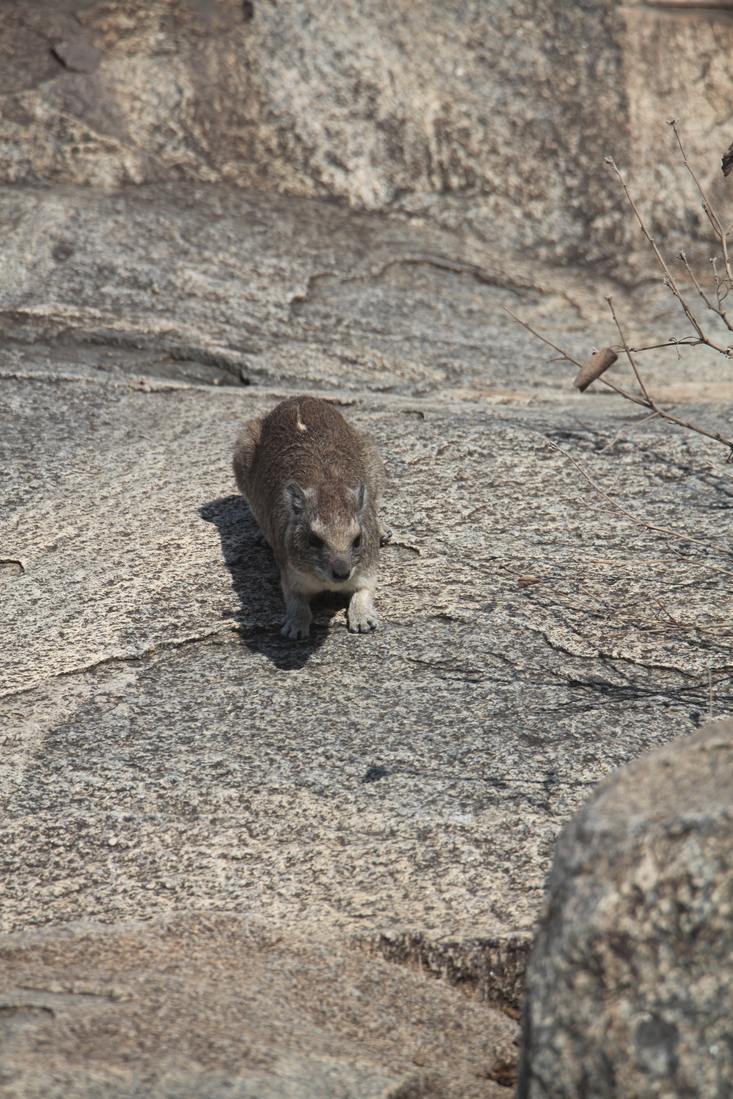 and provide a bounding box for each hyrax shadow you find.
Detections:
[200,493,333,670]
